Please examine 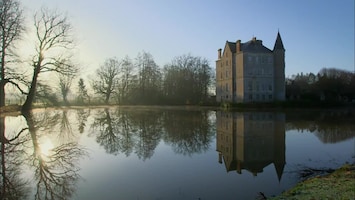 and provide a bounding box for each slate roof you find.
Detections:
[242,40,272,53]
[226,41,236,53]
[225,38,273,54]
